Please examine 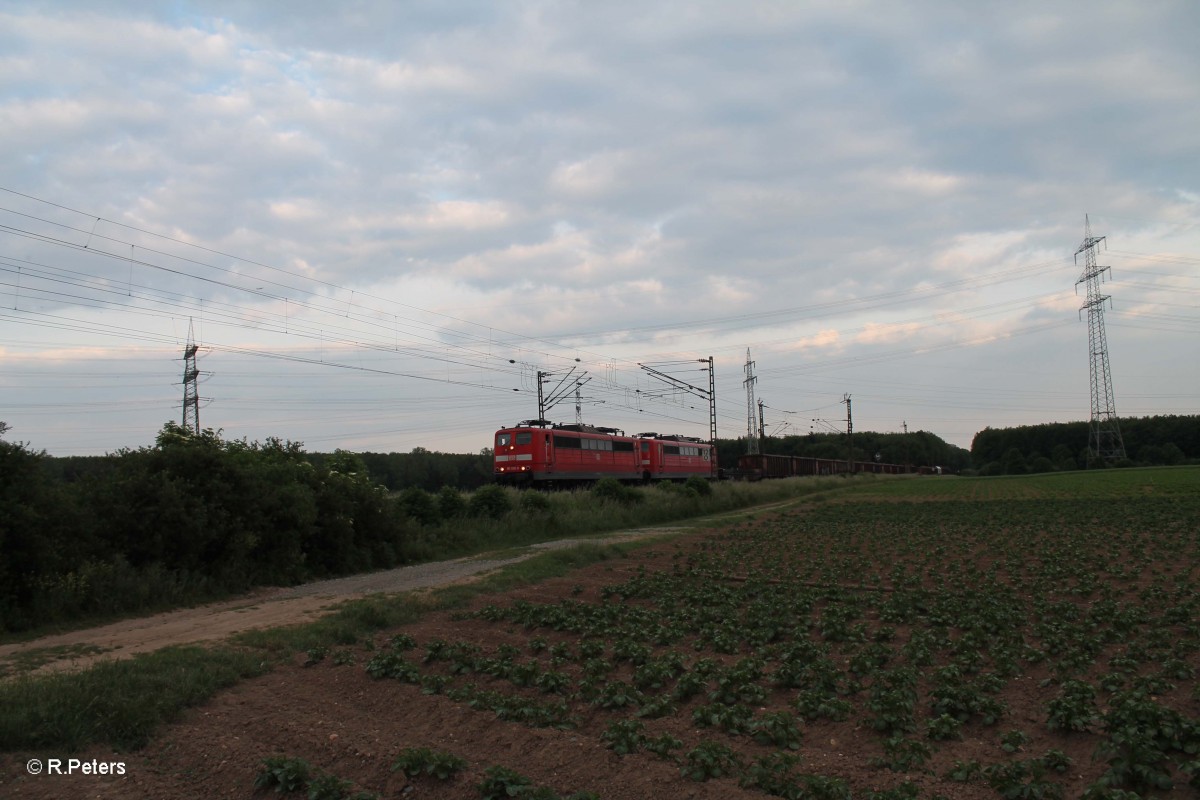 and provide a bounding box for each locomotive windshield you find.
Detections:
[516,432,532,444]
[497,433,511,446]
